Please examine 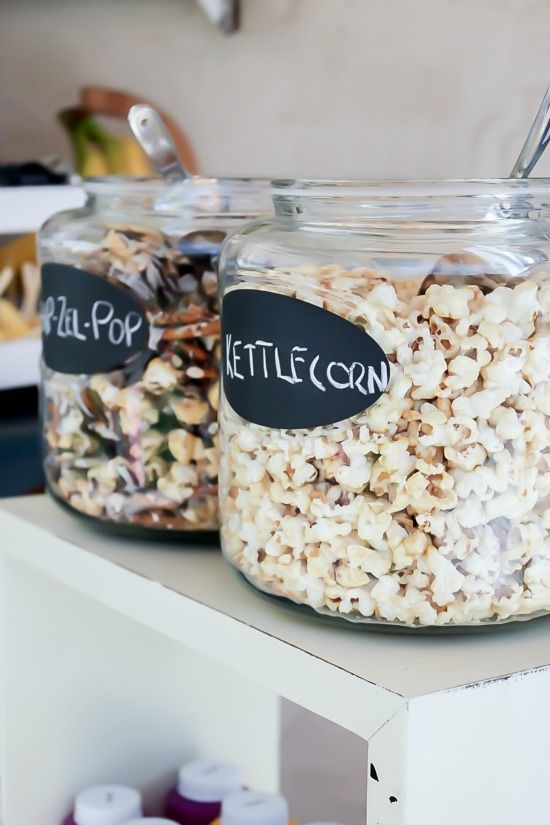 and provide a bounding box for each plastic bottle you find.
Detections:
[164,761,242,825]
[212,791,291,825]
[62,784,143,825]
